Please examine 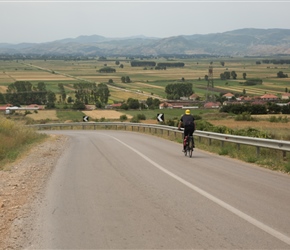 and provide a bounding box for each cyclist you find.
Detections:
[178,109,195,152]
